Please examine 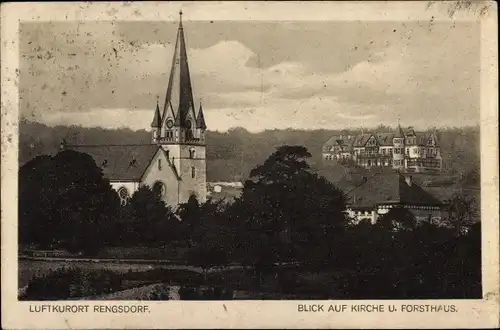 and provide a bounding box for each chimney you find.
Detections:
[405,175,412,186]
